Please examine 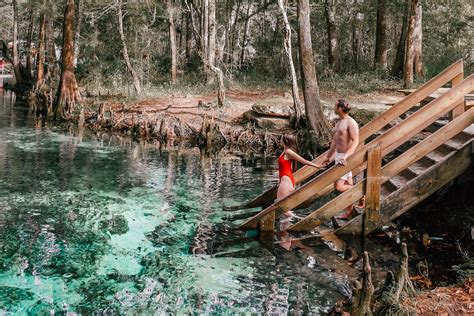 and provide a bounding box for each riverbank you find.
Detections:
[74,88,398,155]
